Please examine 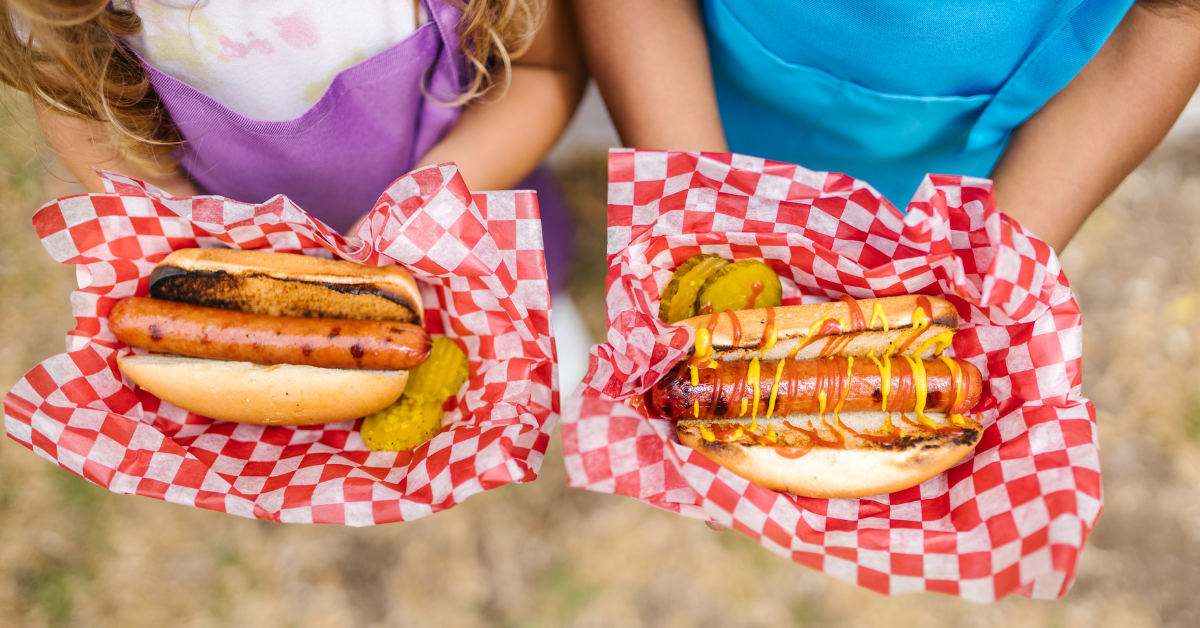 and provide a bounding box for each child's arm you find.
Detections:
[37,106,199,197]
[570,0,726,152]
[413,0,588,190]
[992,2,1200,253]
